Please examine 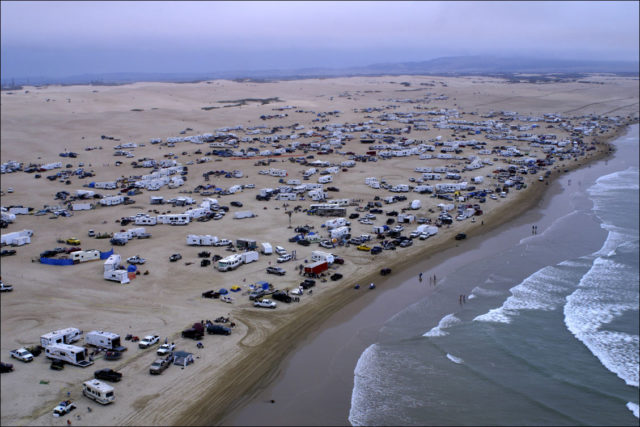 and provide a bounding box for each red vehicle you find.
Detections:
[304,261,328,276]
